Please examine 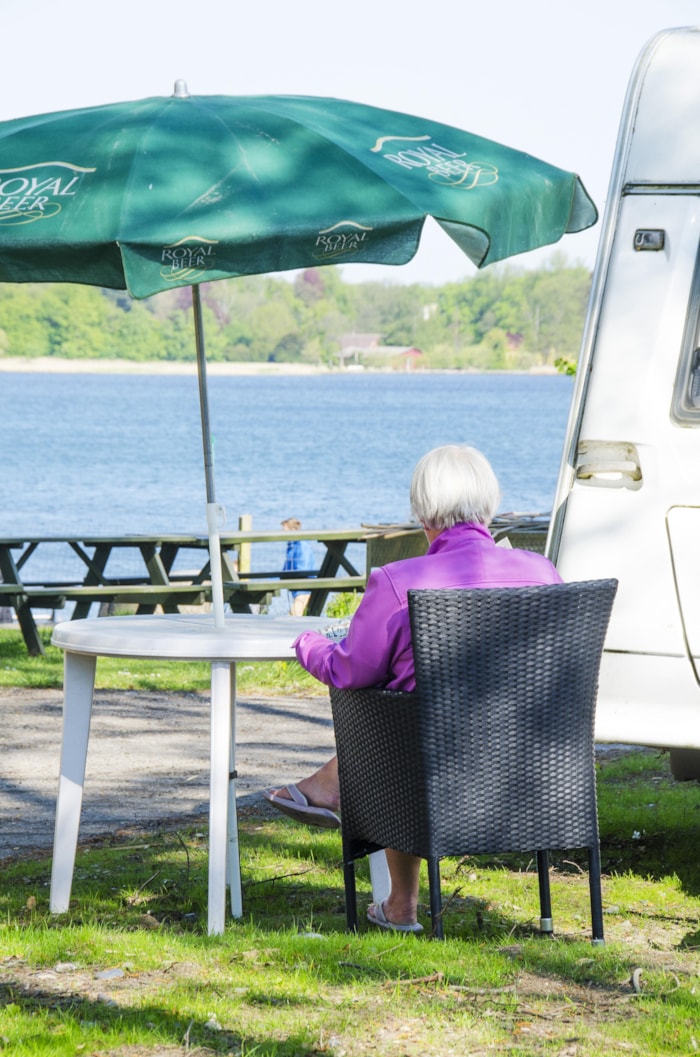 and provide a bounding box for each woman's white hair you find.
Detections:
[410,444,500,530]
